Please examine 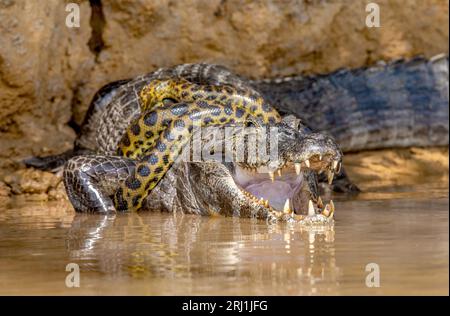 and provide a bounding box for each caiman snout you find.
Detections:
[229,123,342,223]
[278,129,343,183]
